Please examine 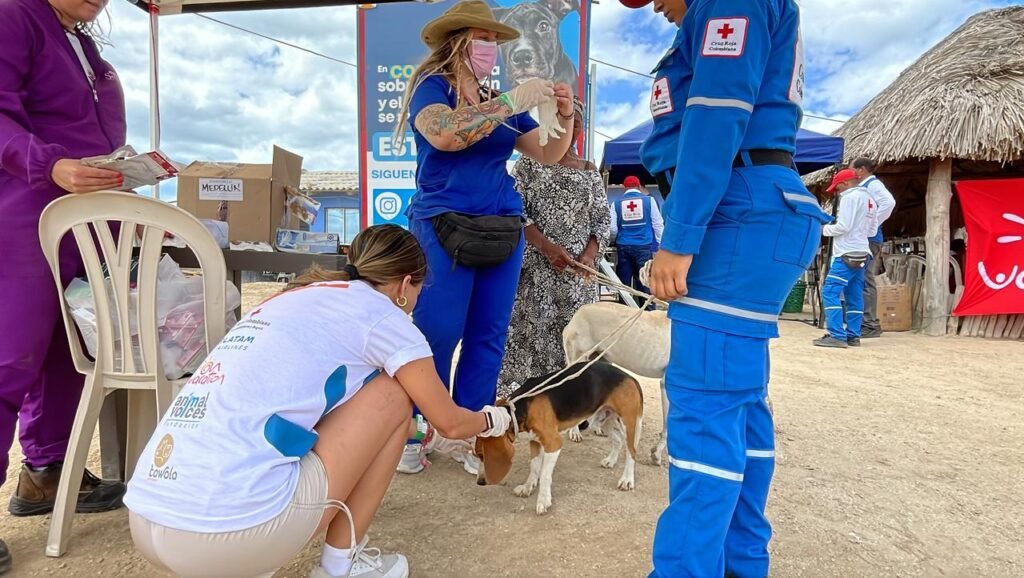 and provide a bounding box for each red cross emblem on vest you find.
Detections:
[627,201,638,212]
[717,23,735,39]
